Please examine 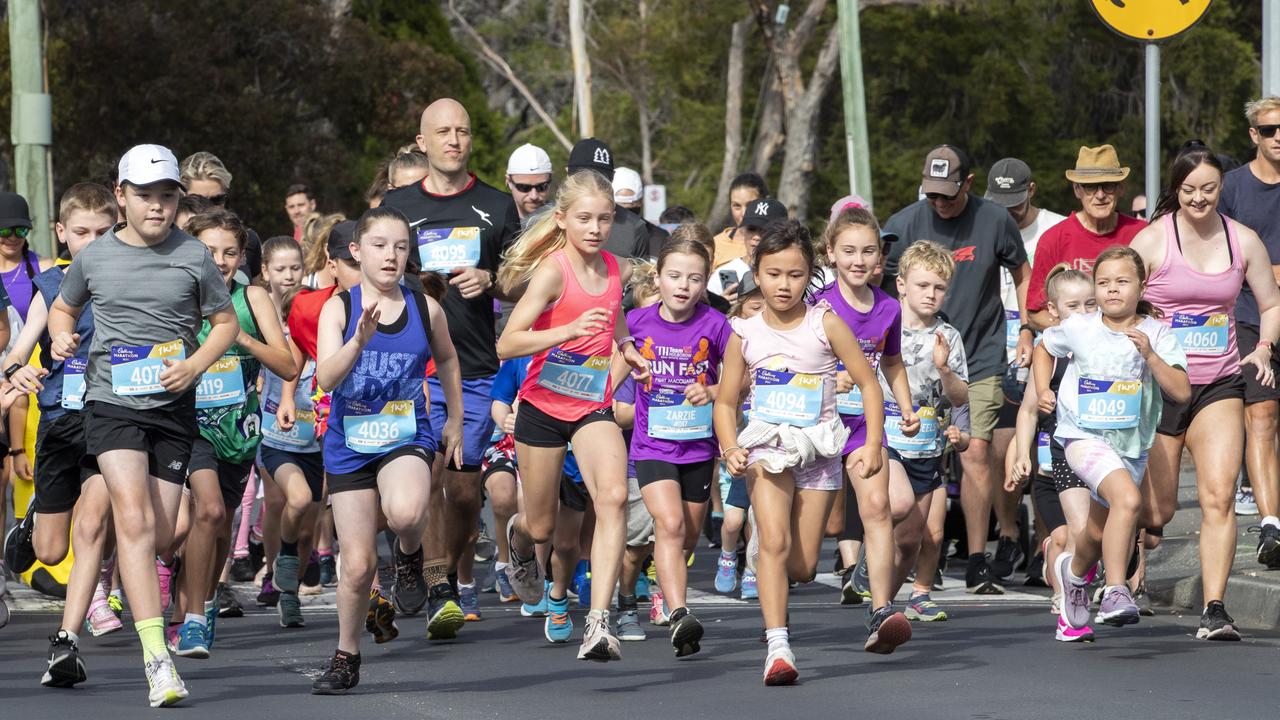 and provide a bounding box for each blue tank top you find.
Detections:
[322,284,434,473]
[32,265,95,421]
